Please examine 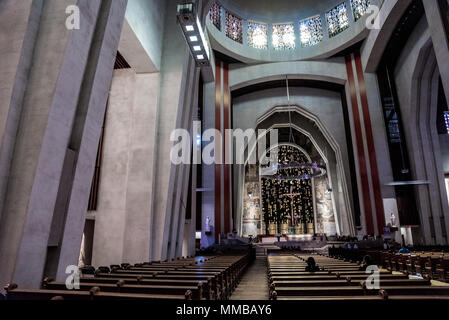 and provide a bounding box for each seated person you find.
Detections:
[399,246,410,254]
[305,257,320,272]
[359,255,373,271]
